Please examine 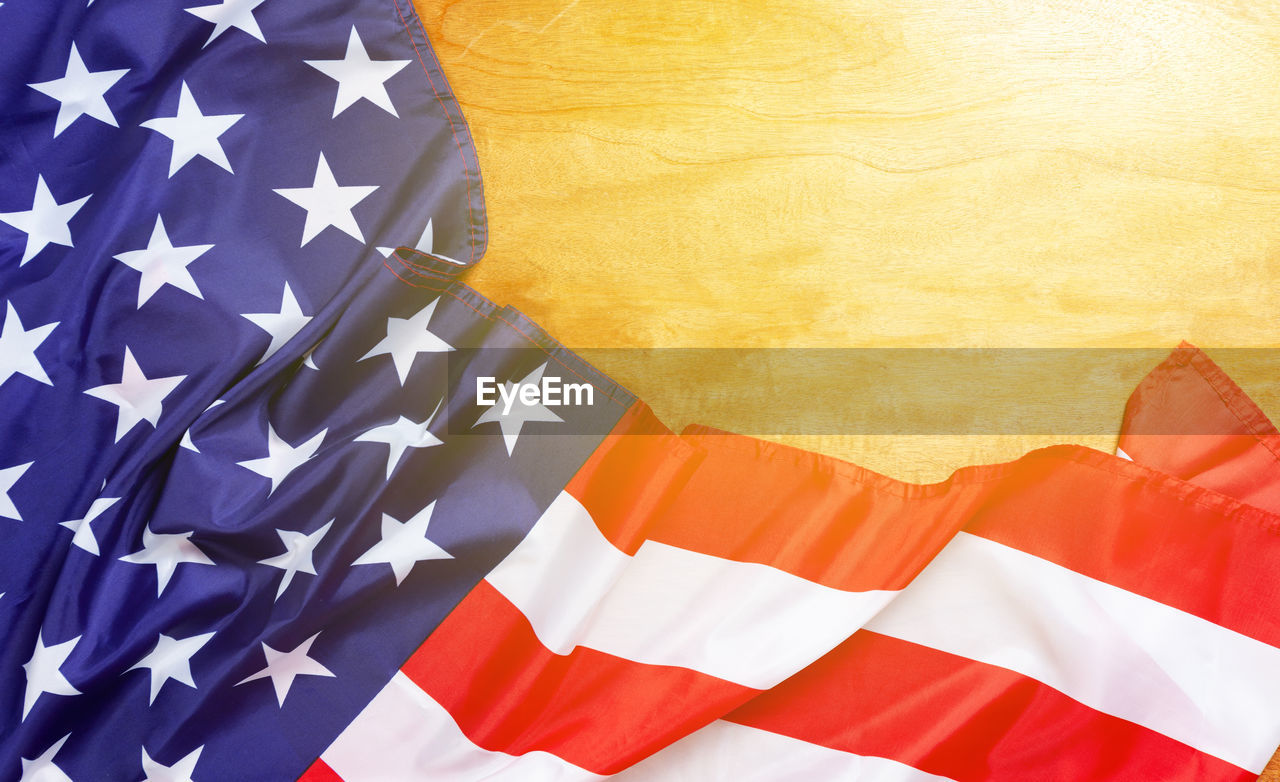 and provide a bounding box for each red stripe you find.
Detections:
[1122,343,1280,439]
[571,407,1280,646]
[676,432,1280,647]
[727,630,1253,782]
[1119,343,1280,514]
[296,758,343,782]
[567,407,976,591]
[402,580,761,775]
[961,451,1280,648]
